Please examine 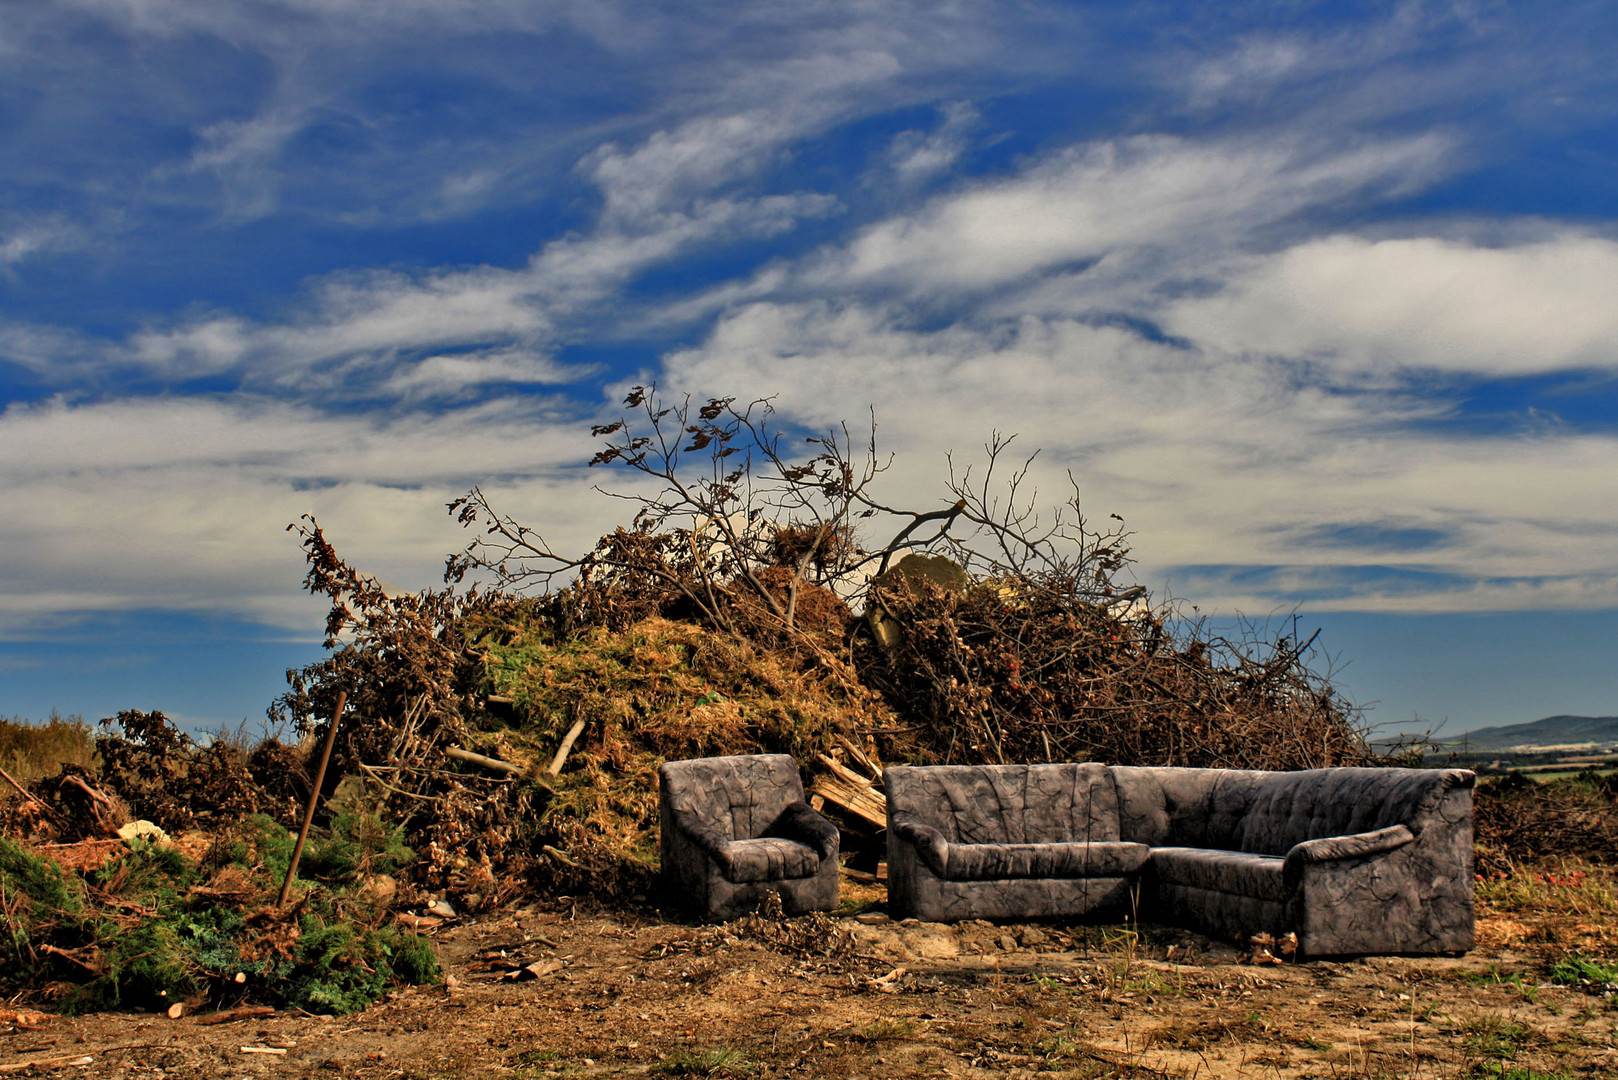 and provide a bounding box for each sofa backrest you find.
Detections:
[658,754,805,842]
[884,763,1121,844]
[1233,767,1474,855]
[1111,765,1475,855]
[1110,766,1264,849]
